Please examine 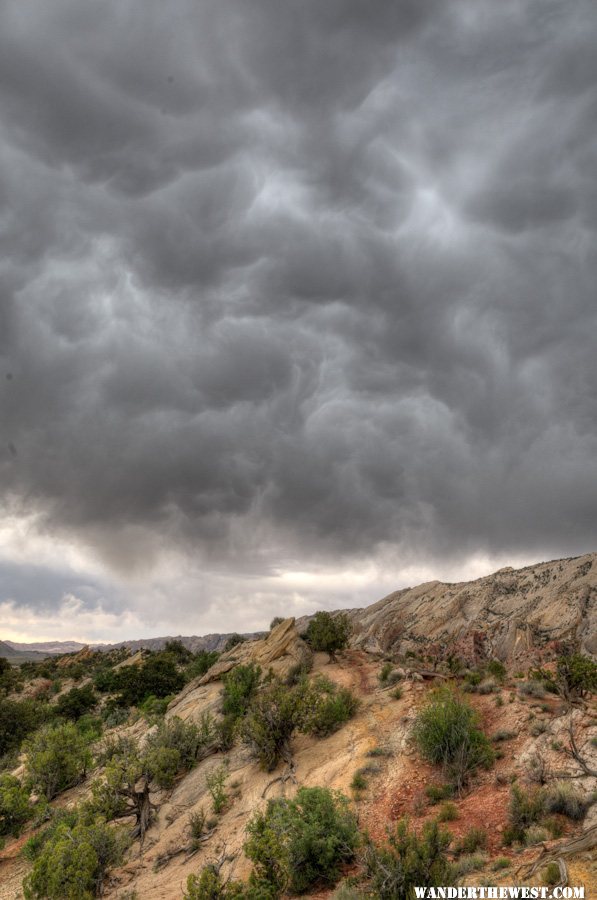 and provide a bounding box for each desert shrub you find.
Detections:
[477,680,497,695]
[304,612,351,660]
[543,782,586,820]
[224,634,246,652]
[143,745,180,789]
[76,715,103,741]
[270,617,284,631]
[22,812,124,899]
[379,662,393,684]
[241,681,306,771]
[518,681,546,699]
[505,785,546,844]
[138,694,172,719]
[364,818,453,900]
[188,809,207,848]
[454,826,487,854]
[285,655,313,686]
[206,763,229,814]
[221,663,261,720]
[425,783,453,804]
[412,688,493,788]
[110,654,185,708]
[437,801,459,822]
[163,640,193,664]
[487,660,507,682]
[302,677,359,737]
[183,866,254,899]
[25,722,92,800]
[452,853,486,876]
[351,771,367,793]
[244,786,359,895]
[0,698,52,757]
[492,857,511,871]
[542,816,565,839]
[56,684,98,721]
[367,746,391,758]
[184,651,220,682]
[215,714,238,751]
[100,703,130,728]
[0,773,32,836]
[145,716,205,768]
[556,653,597,698]
[543,862,561,886]
[392,686,404,700]
[492,729,516,742]
[525,825,549,846]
